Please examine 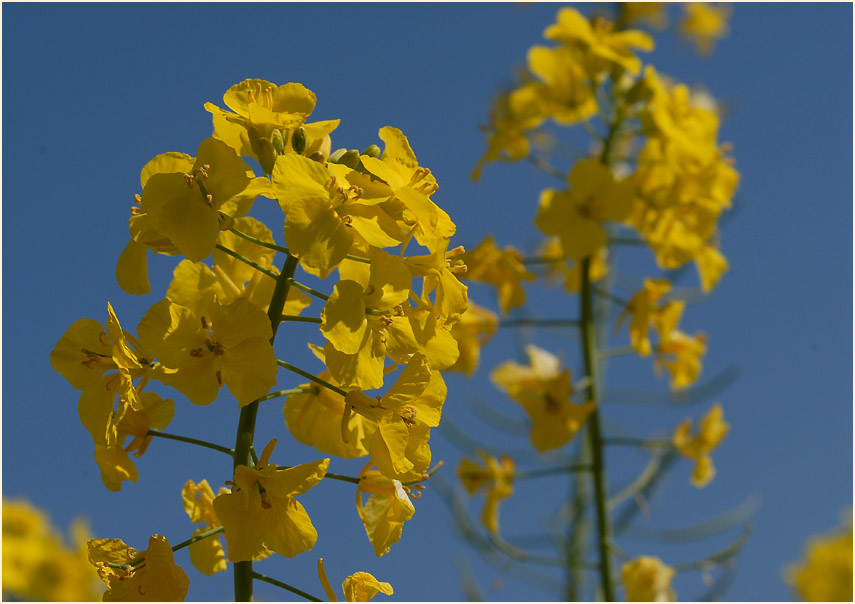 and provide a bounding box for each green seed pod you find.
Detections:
[291,126,307,155]
[362,144,382,159]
